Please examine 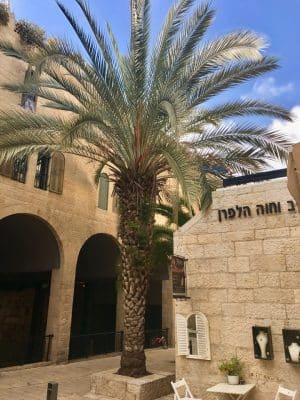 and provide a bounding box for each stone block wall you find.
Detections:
[174,178,300,400]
